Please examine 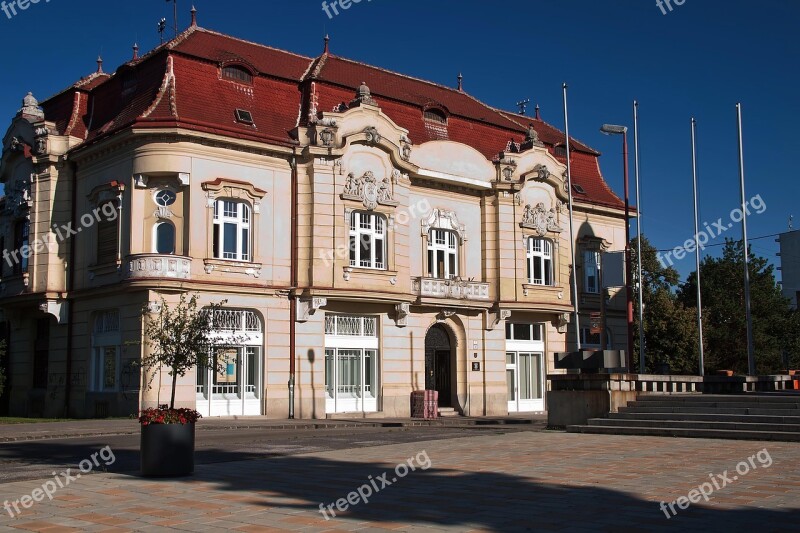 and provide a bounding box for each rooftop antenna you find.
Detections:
[457,73,463,92]
[790,215,794,231]
[516,98,530,116]
[158,17,167,44]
